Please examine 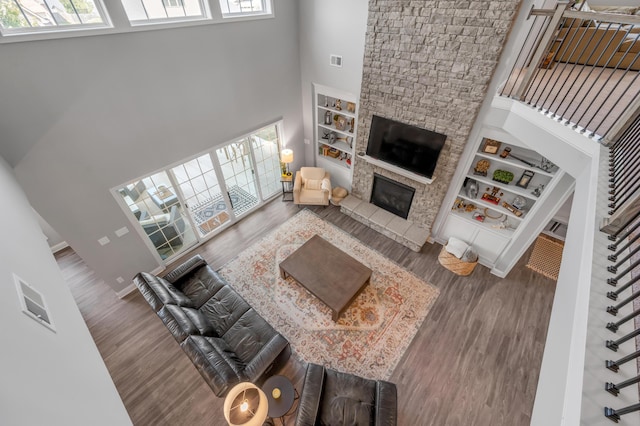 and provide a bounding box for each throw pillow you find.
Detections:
[306,179,322,190]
